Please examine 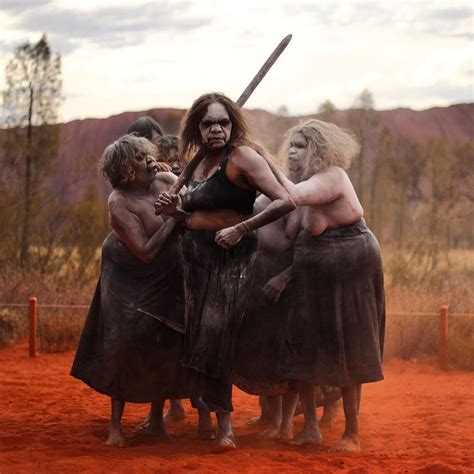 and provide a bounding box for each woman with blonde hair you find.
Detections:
[264,118,385,451]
